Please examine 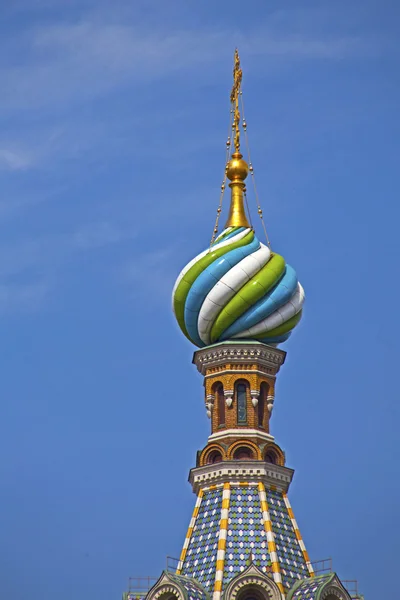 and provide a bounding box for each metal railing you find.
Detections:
[311,557,333,574]
[166,556,180,572]
[342,579,363,599]
[127,577,158,594]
